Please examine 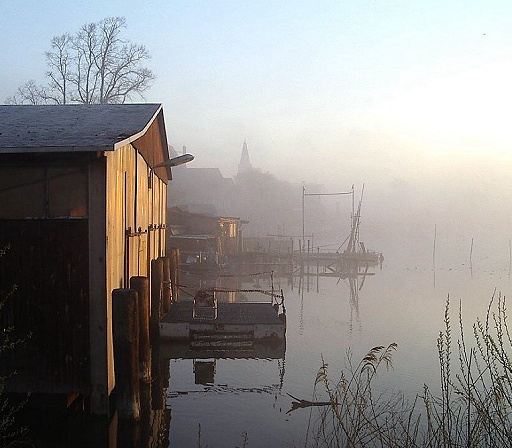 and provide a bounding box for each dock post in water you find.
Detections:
[112,288,140,420]
[150,258,164,343]
[316,247,320,293]
[169,247,180,303]
[129,276,151,384]
[162,256,171,314]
